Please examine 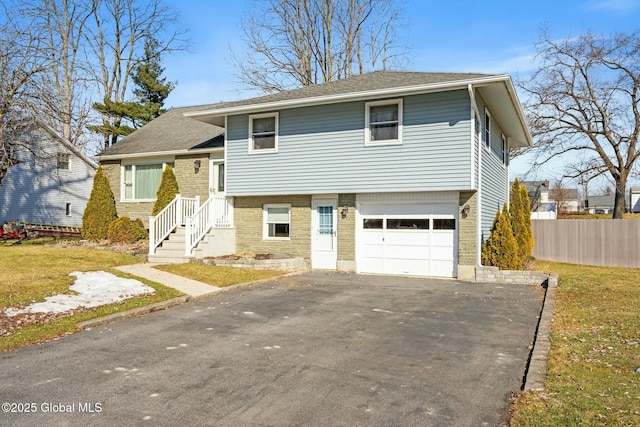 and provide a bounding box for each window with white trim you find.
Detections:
[365,99,402,145]
[484,109,491,150]
[263,204,290,239]
[122,162,174,201]
[250,113,278,152]
[501,134,508,165]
